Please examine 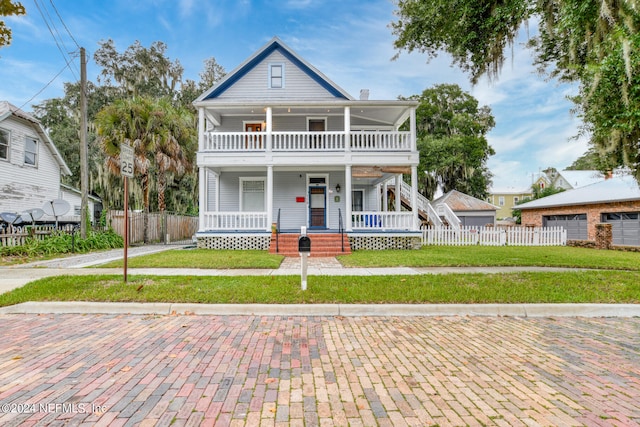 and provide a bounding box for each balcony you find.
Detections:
[203,130,413,152]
